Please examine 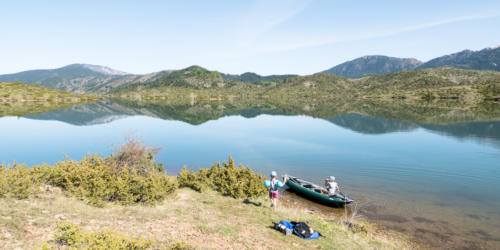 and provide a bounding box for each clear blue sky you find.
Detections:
[1,0,499,75]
